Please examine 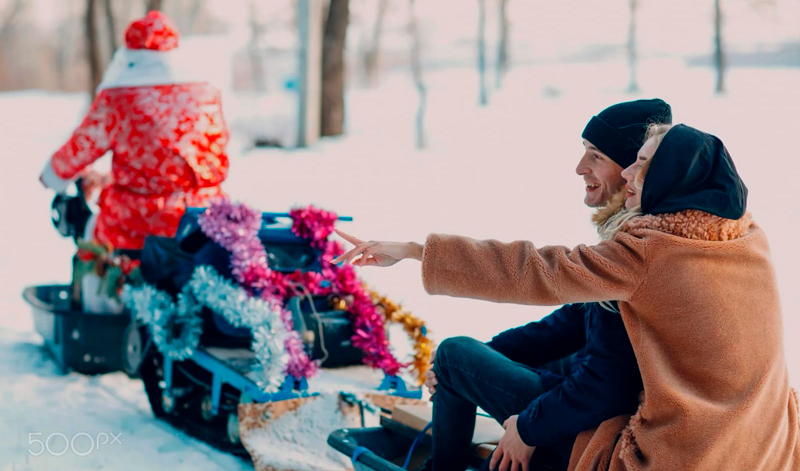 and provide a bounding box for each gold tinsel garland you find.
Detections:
[368,290,434,386]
